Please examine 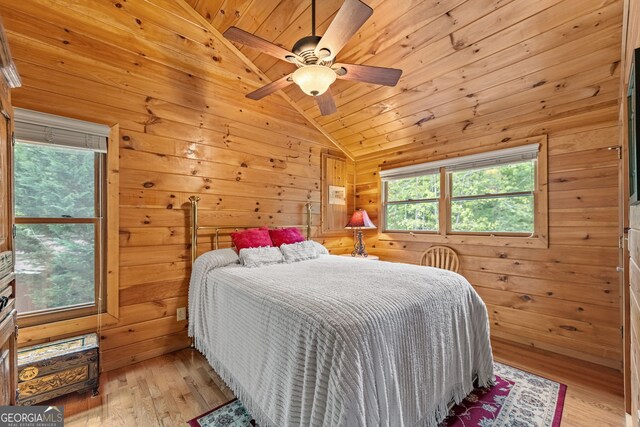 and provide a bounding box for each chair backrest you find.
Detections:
[420,246,460,273]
